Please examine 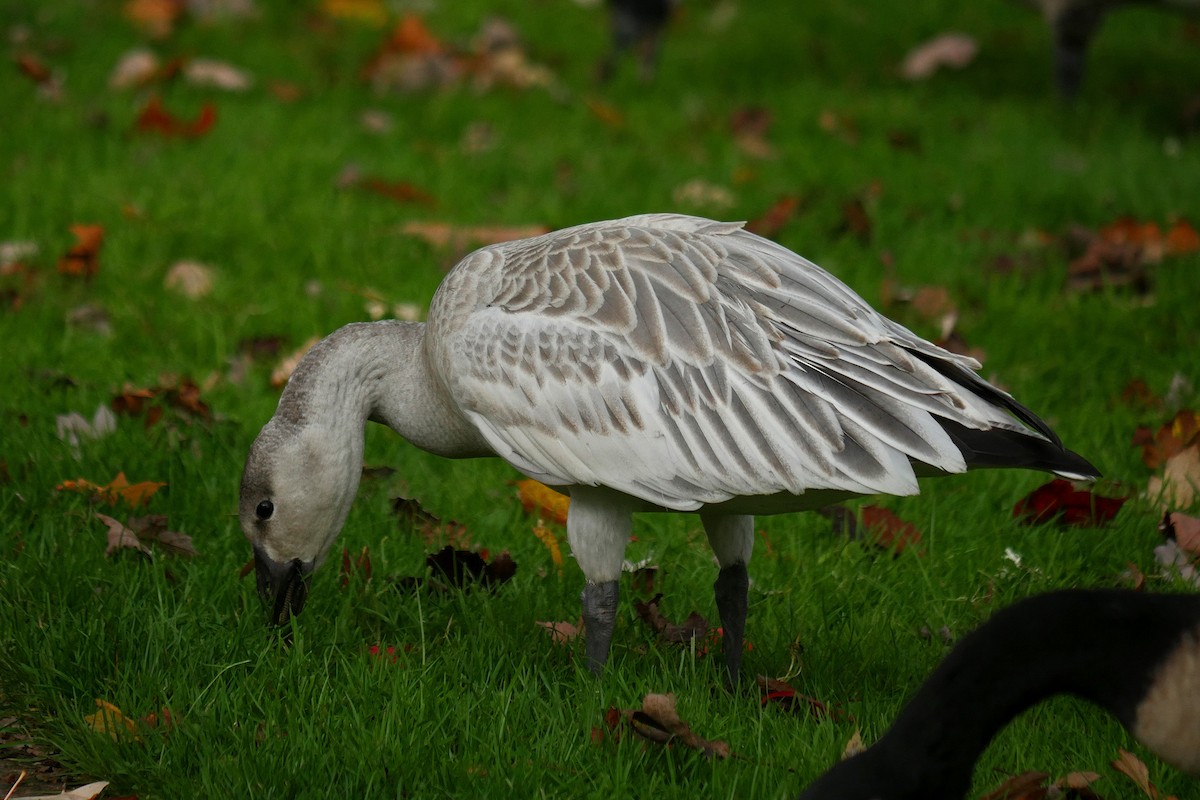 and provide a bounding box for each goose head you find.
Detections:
[239,417,364,624]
